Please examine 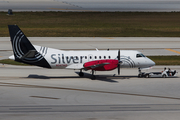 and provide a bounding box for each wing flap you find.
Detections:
[66,64,84,70]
